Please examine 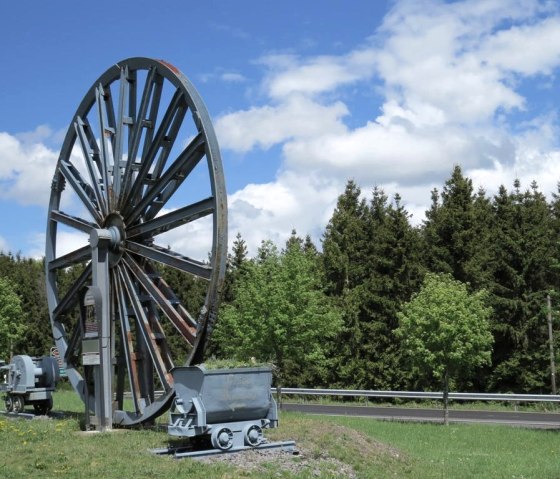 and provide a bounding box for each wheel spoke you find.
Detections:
[123,89,185,210]
[121,68,161,206]
[96,84,115,210]
[139,70,164,165]
[123,254,196,344]
[59,160,103,224]
[74,116,108,215]
[144,262,197,327]
[127,69,137,154]
[50,210,97,234]
[112,66,131,200]
[119,68,163,209]
[126,196,214,241]
[113,267,142,413]
[118,263,173,390]
[52,263,92,319]
[145,302,174,371]
[124,240,212,280]
[150,99,187,180]
[48,245,90,271]
[125,132,205,224]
